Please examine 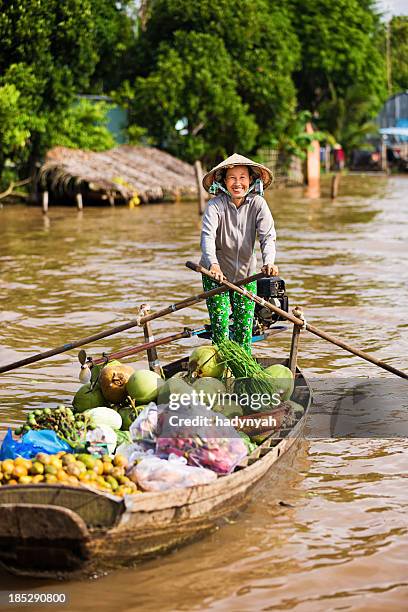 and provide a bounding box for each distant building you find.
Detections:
[378,91,408,133]
[377,92,408,167]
